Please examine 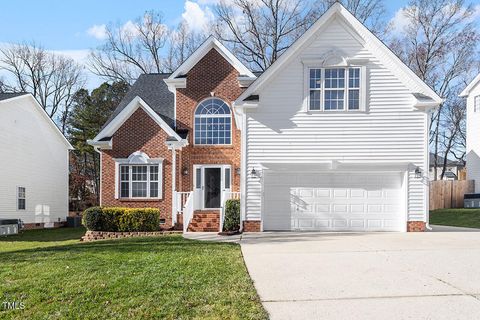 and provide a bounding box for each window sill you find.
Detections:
[303,109,368,114]
[192,144,235,149]
[118,198,163,202]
